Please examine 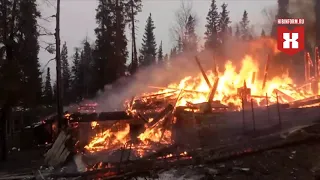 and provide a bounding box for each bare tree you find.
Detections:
[170,0,198,48]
